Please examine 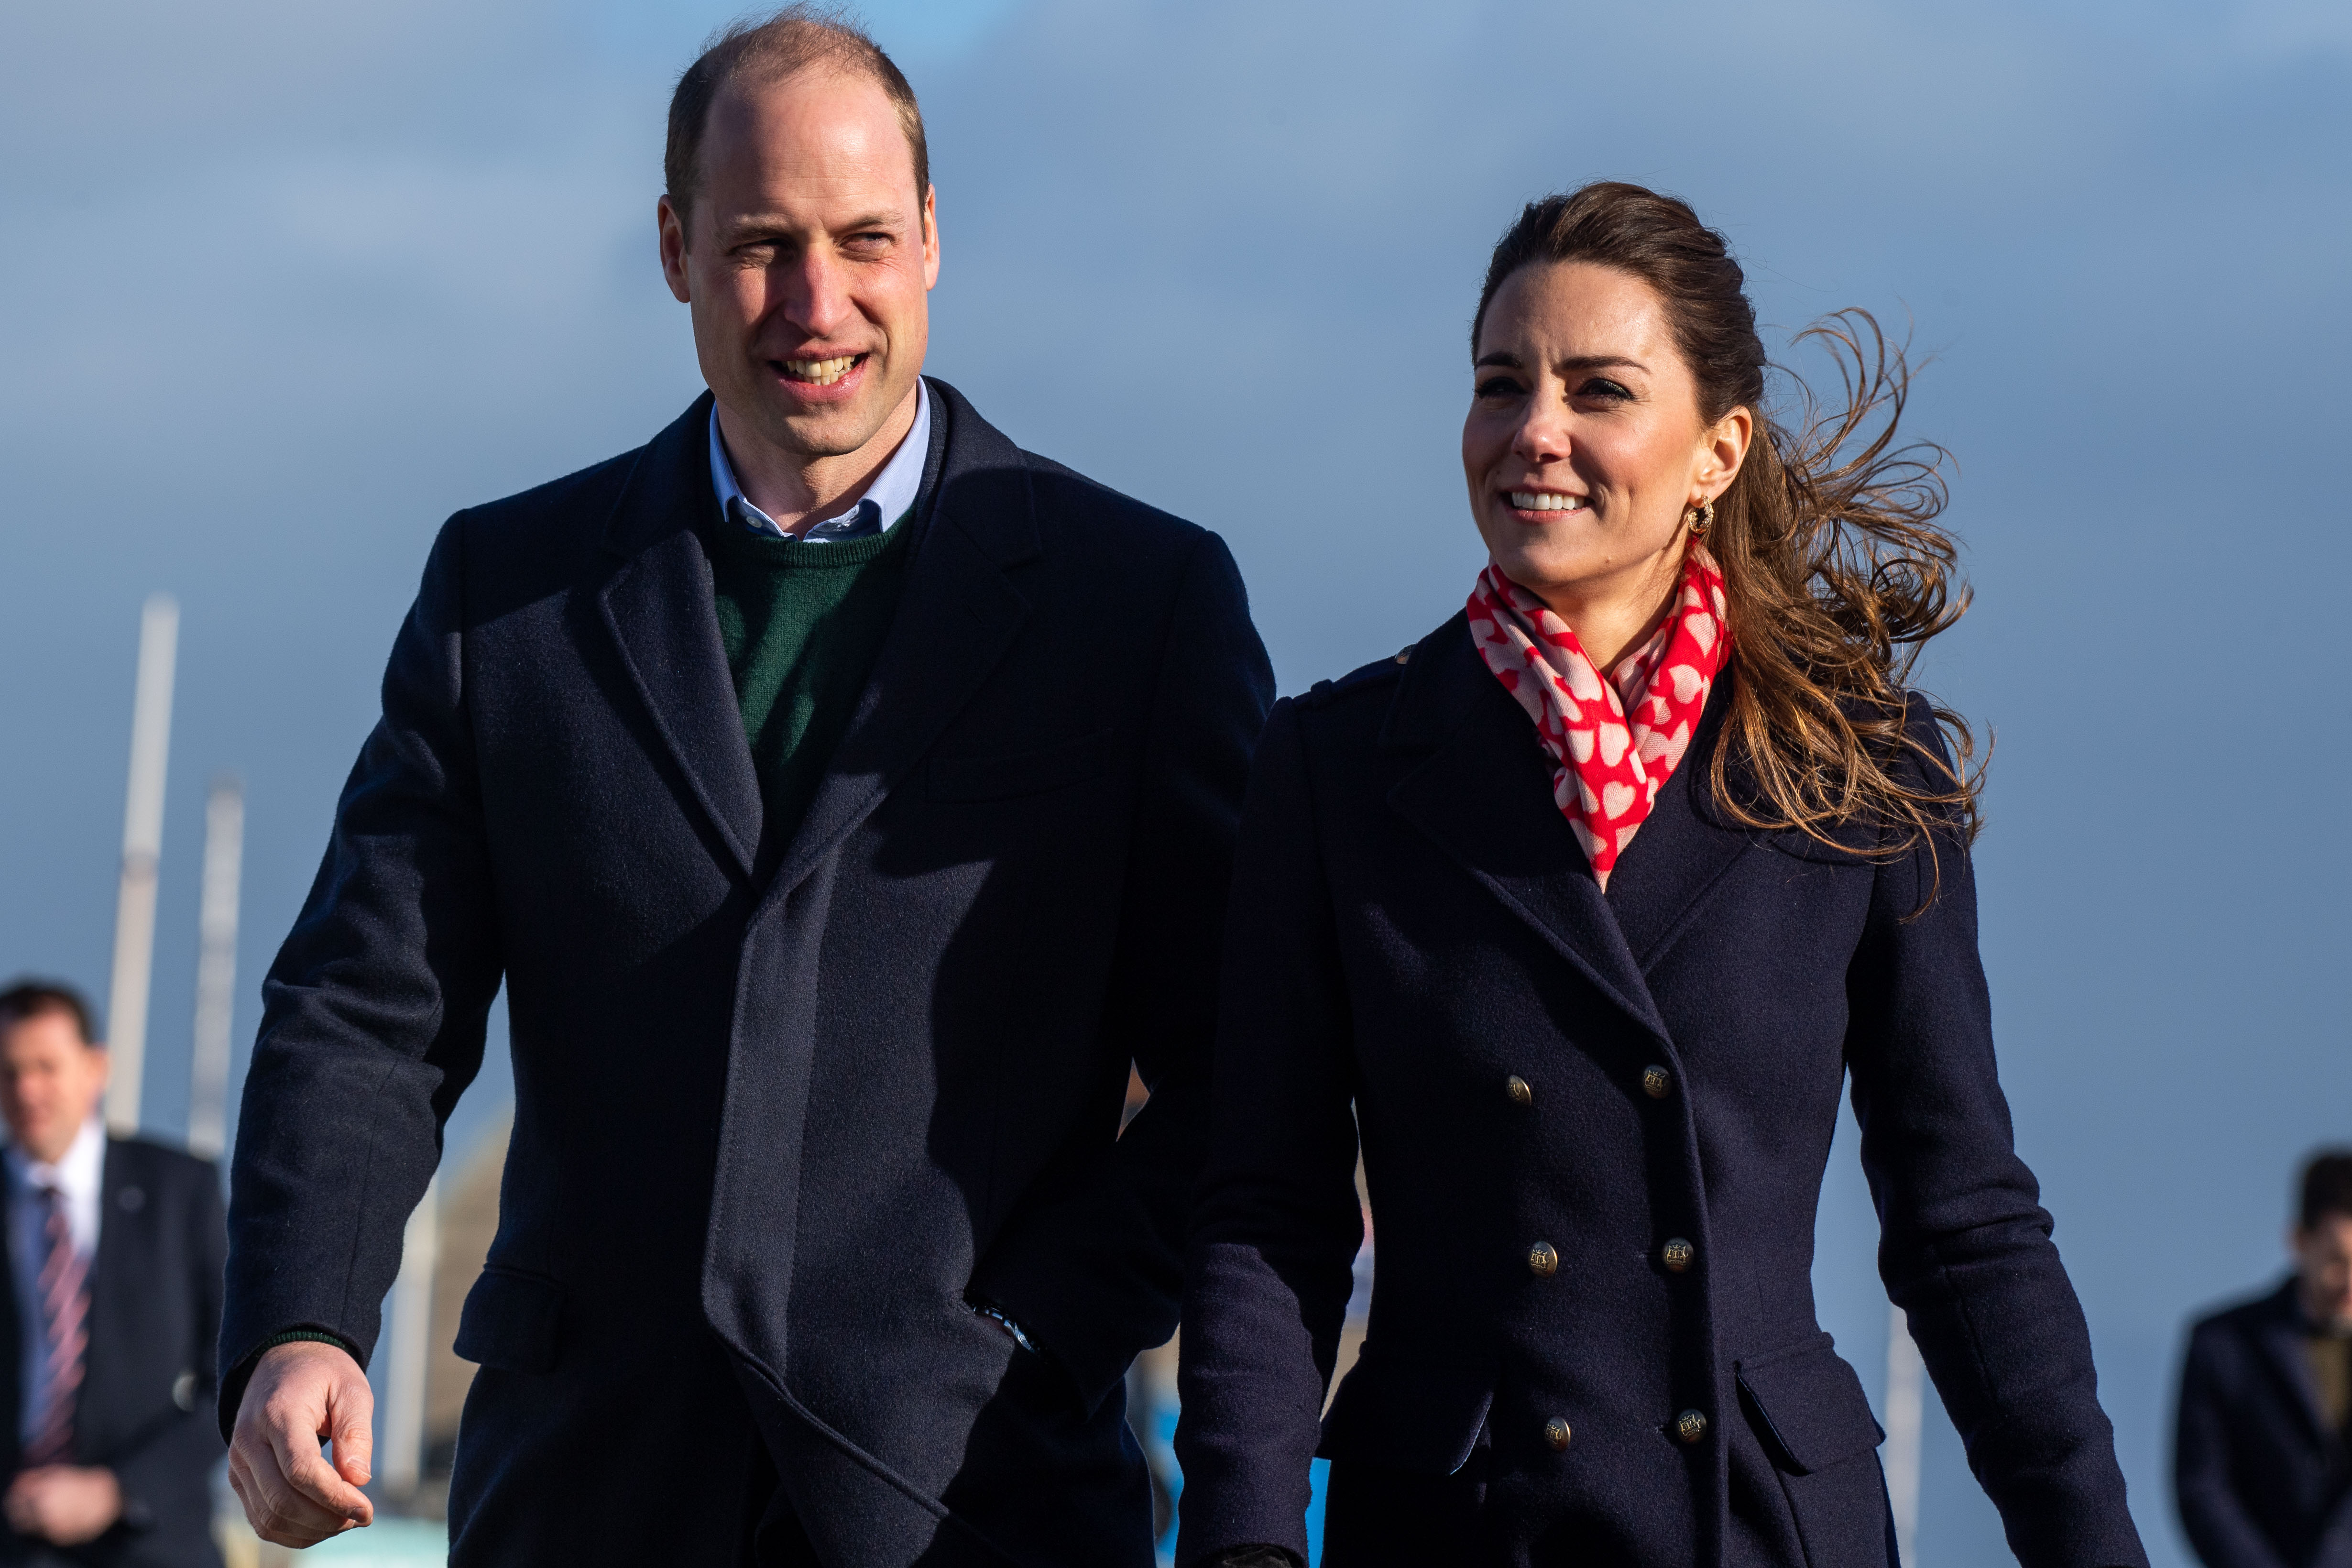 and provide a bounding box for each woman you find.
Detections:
[1173,183,2146,1568]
